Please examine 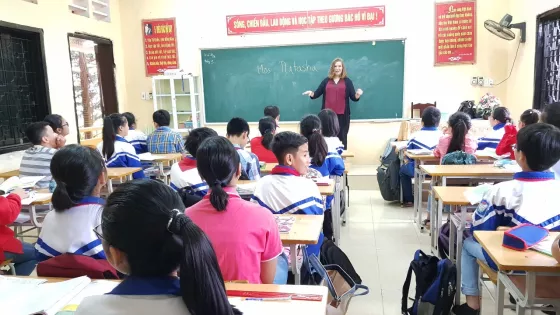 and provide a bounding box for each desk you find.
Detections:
[341,151,354,159]
[106,167,142,192]
[475,231,560,315]
[238,179,334,197]
[398,119,491,141]
[81,138,102,149]
[11,192,52,239]
[404,152,439,231]
[0,169,19,179]
[260,163,275,174]
[143,153,183,184]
